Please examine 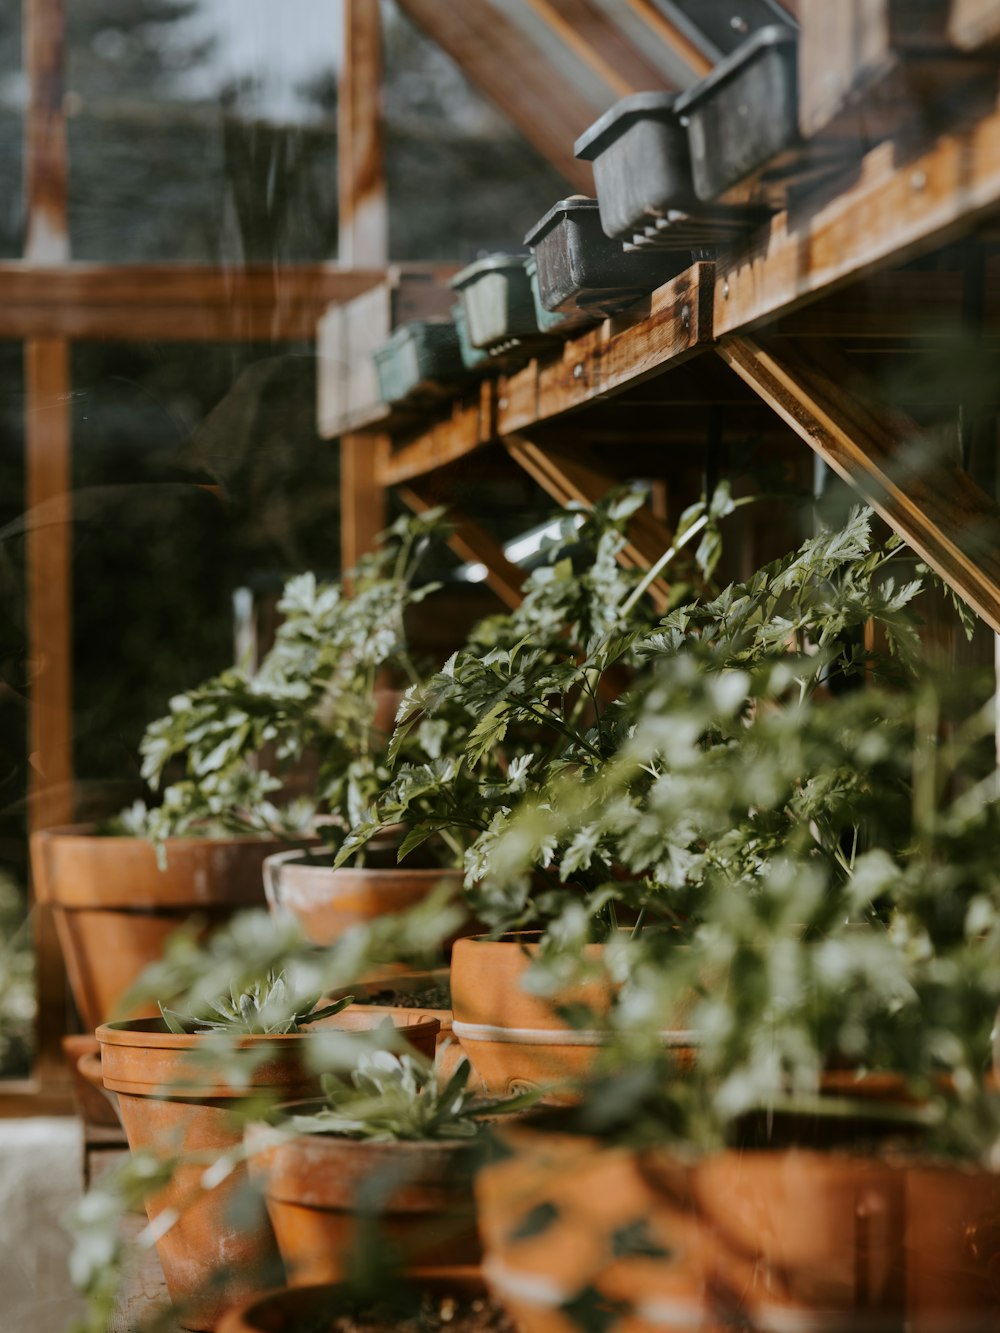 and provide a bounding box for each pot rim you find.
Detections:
[32,821,293,848]
[97,1008,441,1049]
[262,847,463,877]
[574,90,681,161]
